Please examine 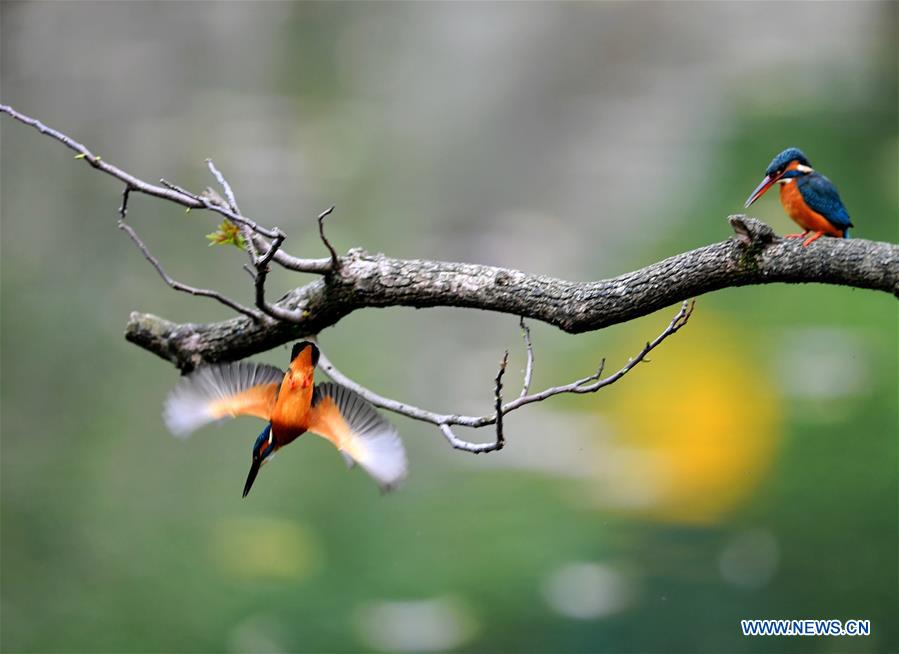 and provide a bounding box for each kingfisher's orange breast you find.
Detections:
[269,344,319,446]
[779,182,843,236]
[270,393,310,445]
